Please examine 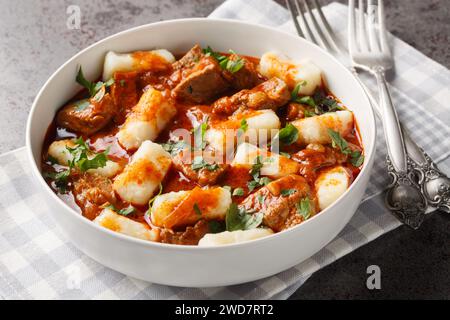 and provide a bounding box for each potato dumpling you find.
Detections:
[117,87,177,150]
[102,49,175,81]
[291,110,354,145]
[232,142,299,178]
[94,208,159,241]
[259,51,322,94]
[205,109,280,152]
[113,140,172,205]
[47,139,121,178]
[315,166,351,210]
[198,228,274,246]
[151,186,232,229]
